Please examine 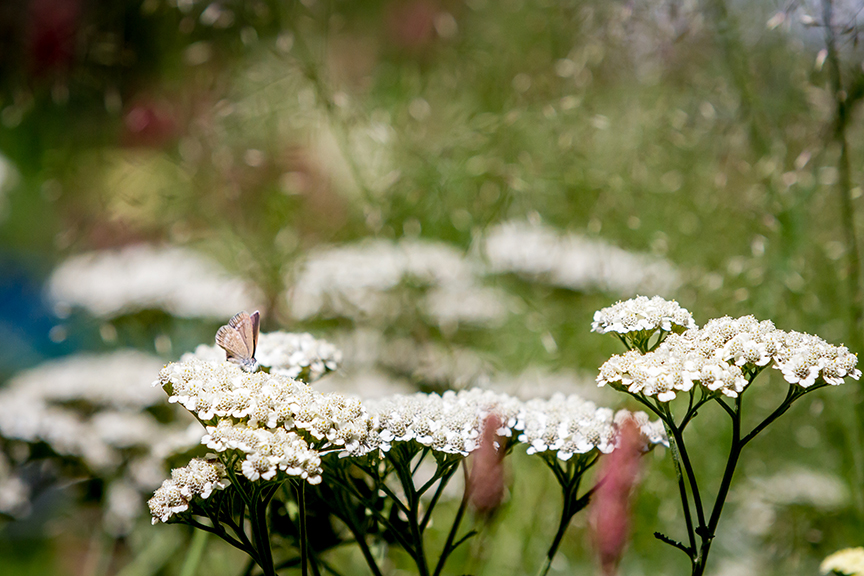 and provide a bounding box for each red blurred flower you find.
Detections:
[122,99,179,148]
[386,0,438,50]
[589,417,646,576]
[27,0,81,78]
